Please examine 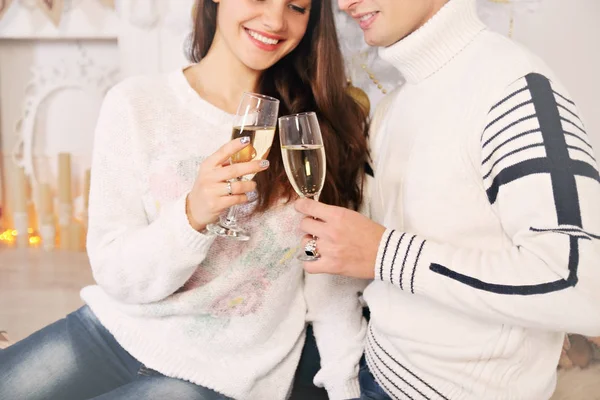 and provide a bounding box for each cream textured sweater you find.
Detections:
[364,0,600,398]
[81,69,367,400]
